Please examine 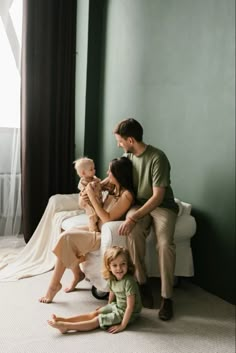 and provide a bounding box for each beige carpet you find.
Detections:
[0,268,235,353]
